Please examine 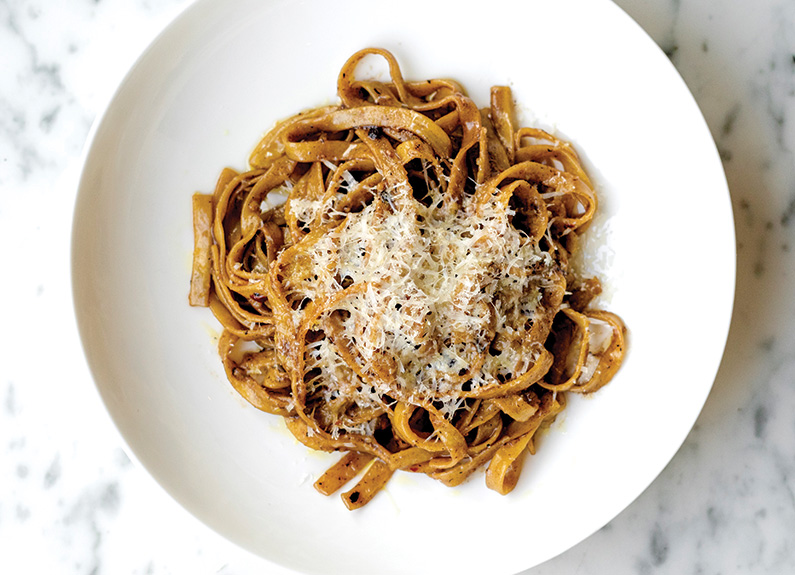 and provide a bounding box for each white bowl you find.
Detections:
[72,0,735,573]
